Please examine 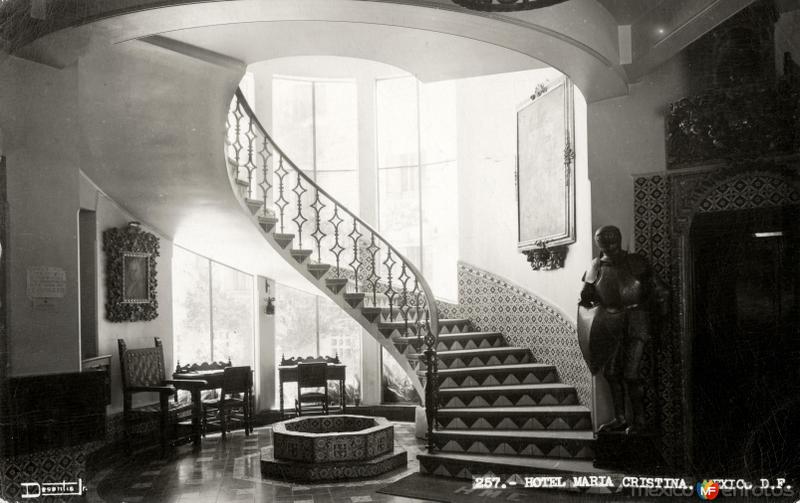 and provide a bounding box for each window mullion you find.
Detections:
[416,80,424,273]
[208,260,214,361]
[312,82,318,181]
